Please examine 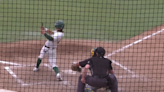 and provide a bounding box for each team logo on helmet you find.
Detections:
[91,48,97,57]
